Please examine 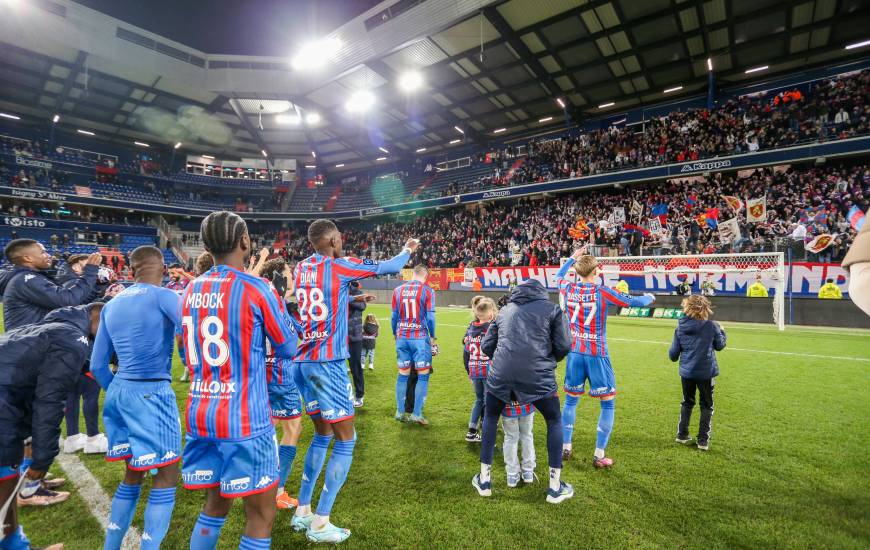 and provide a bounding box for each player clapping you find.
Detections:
[556,248,655,468]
